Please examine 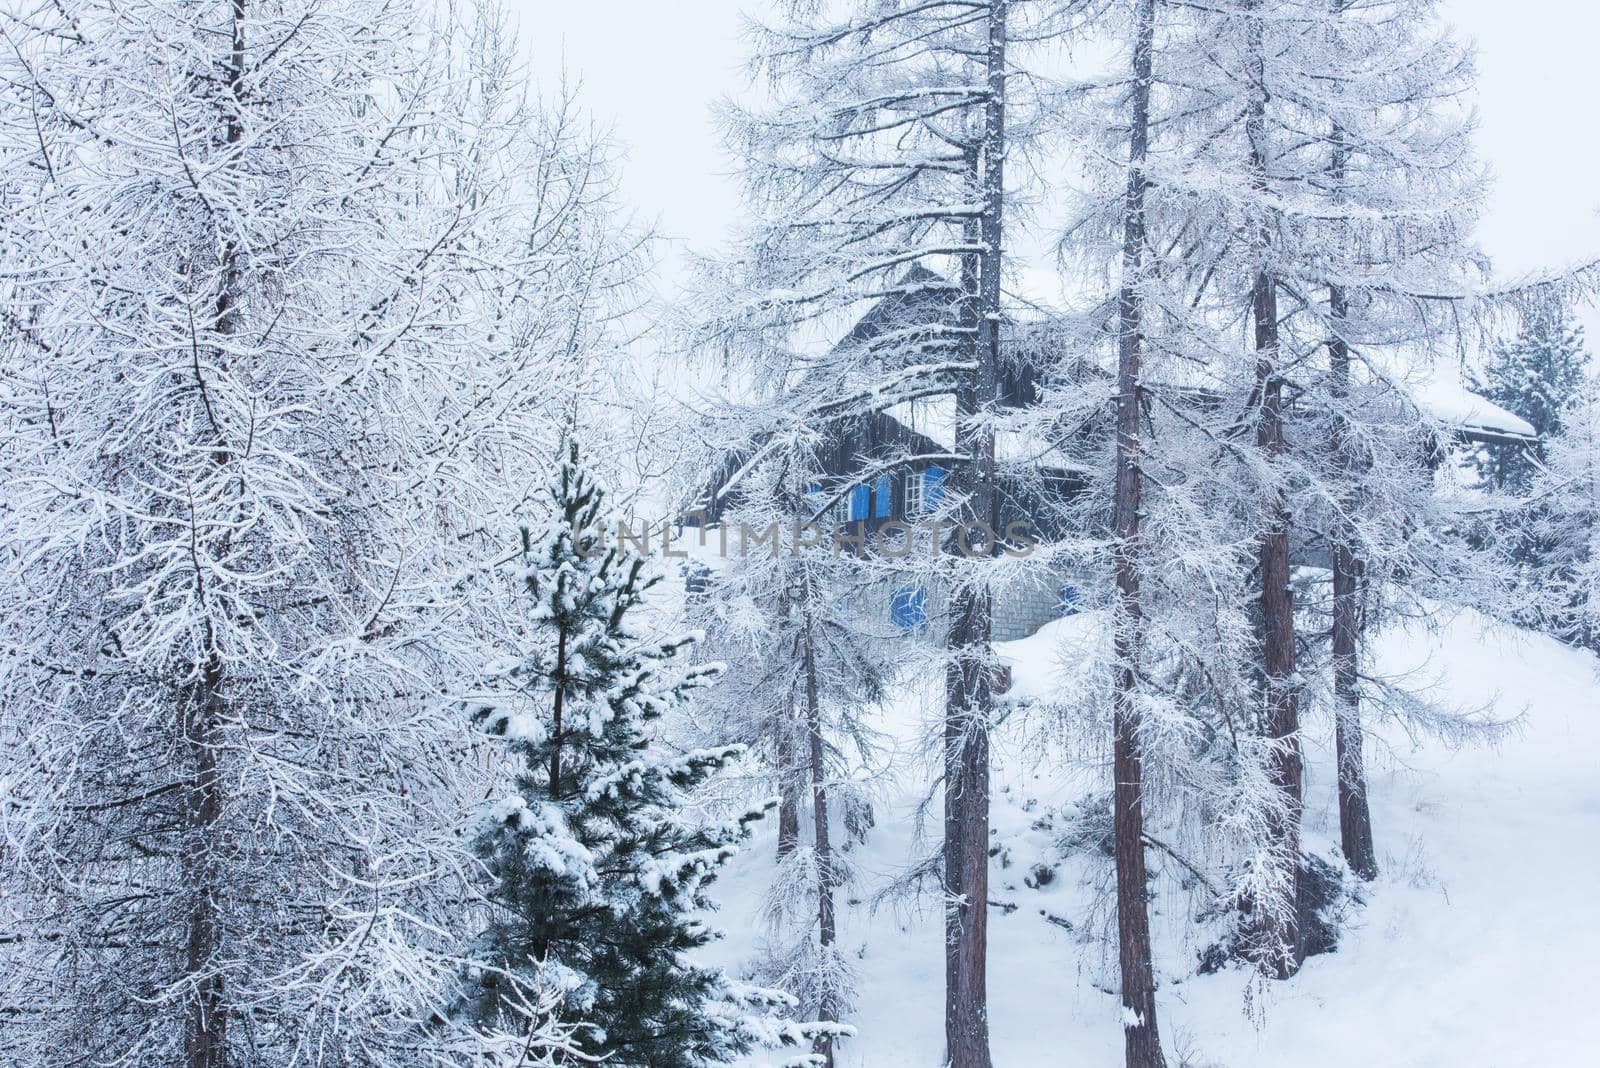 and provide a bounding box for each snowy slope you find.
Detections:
[709,611,1600,1067]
